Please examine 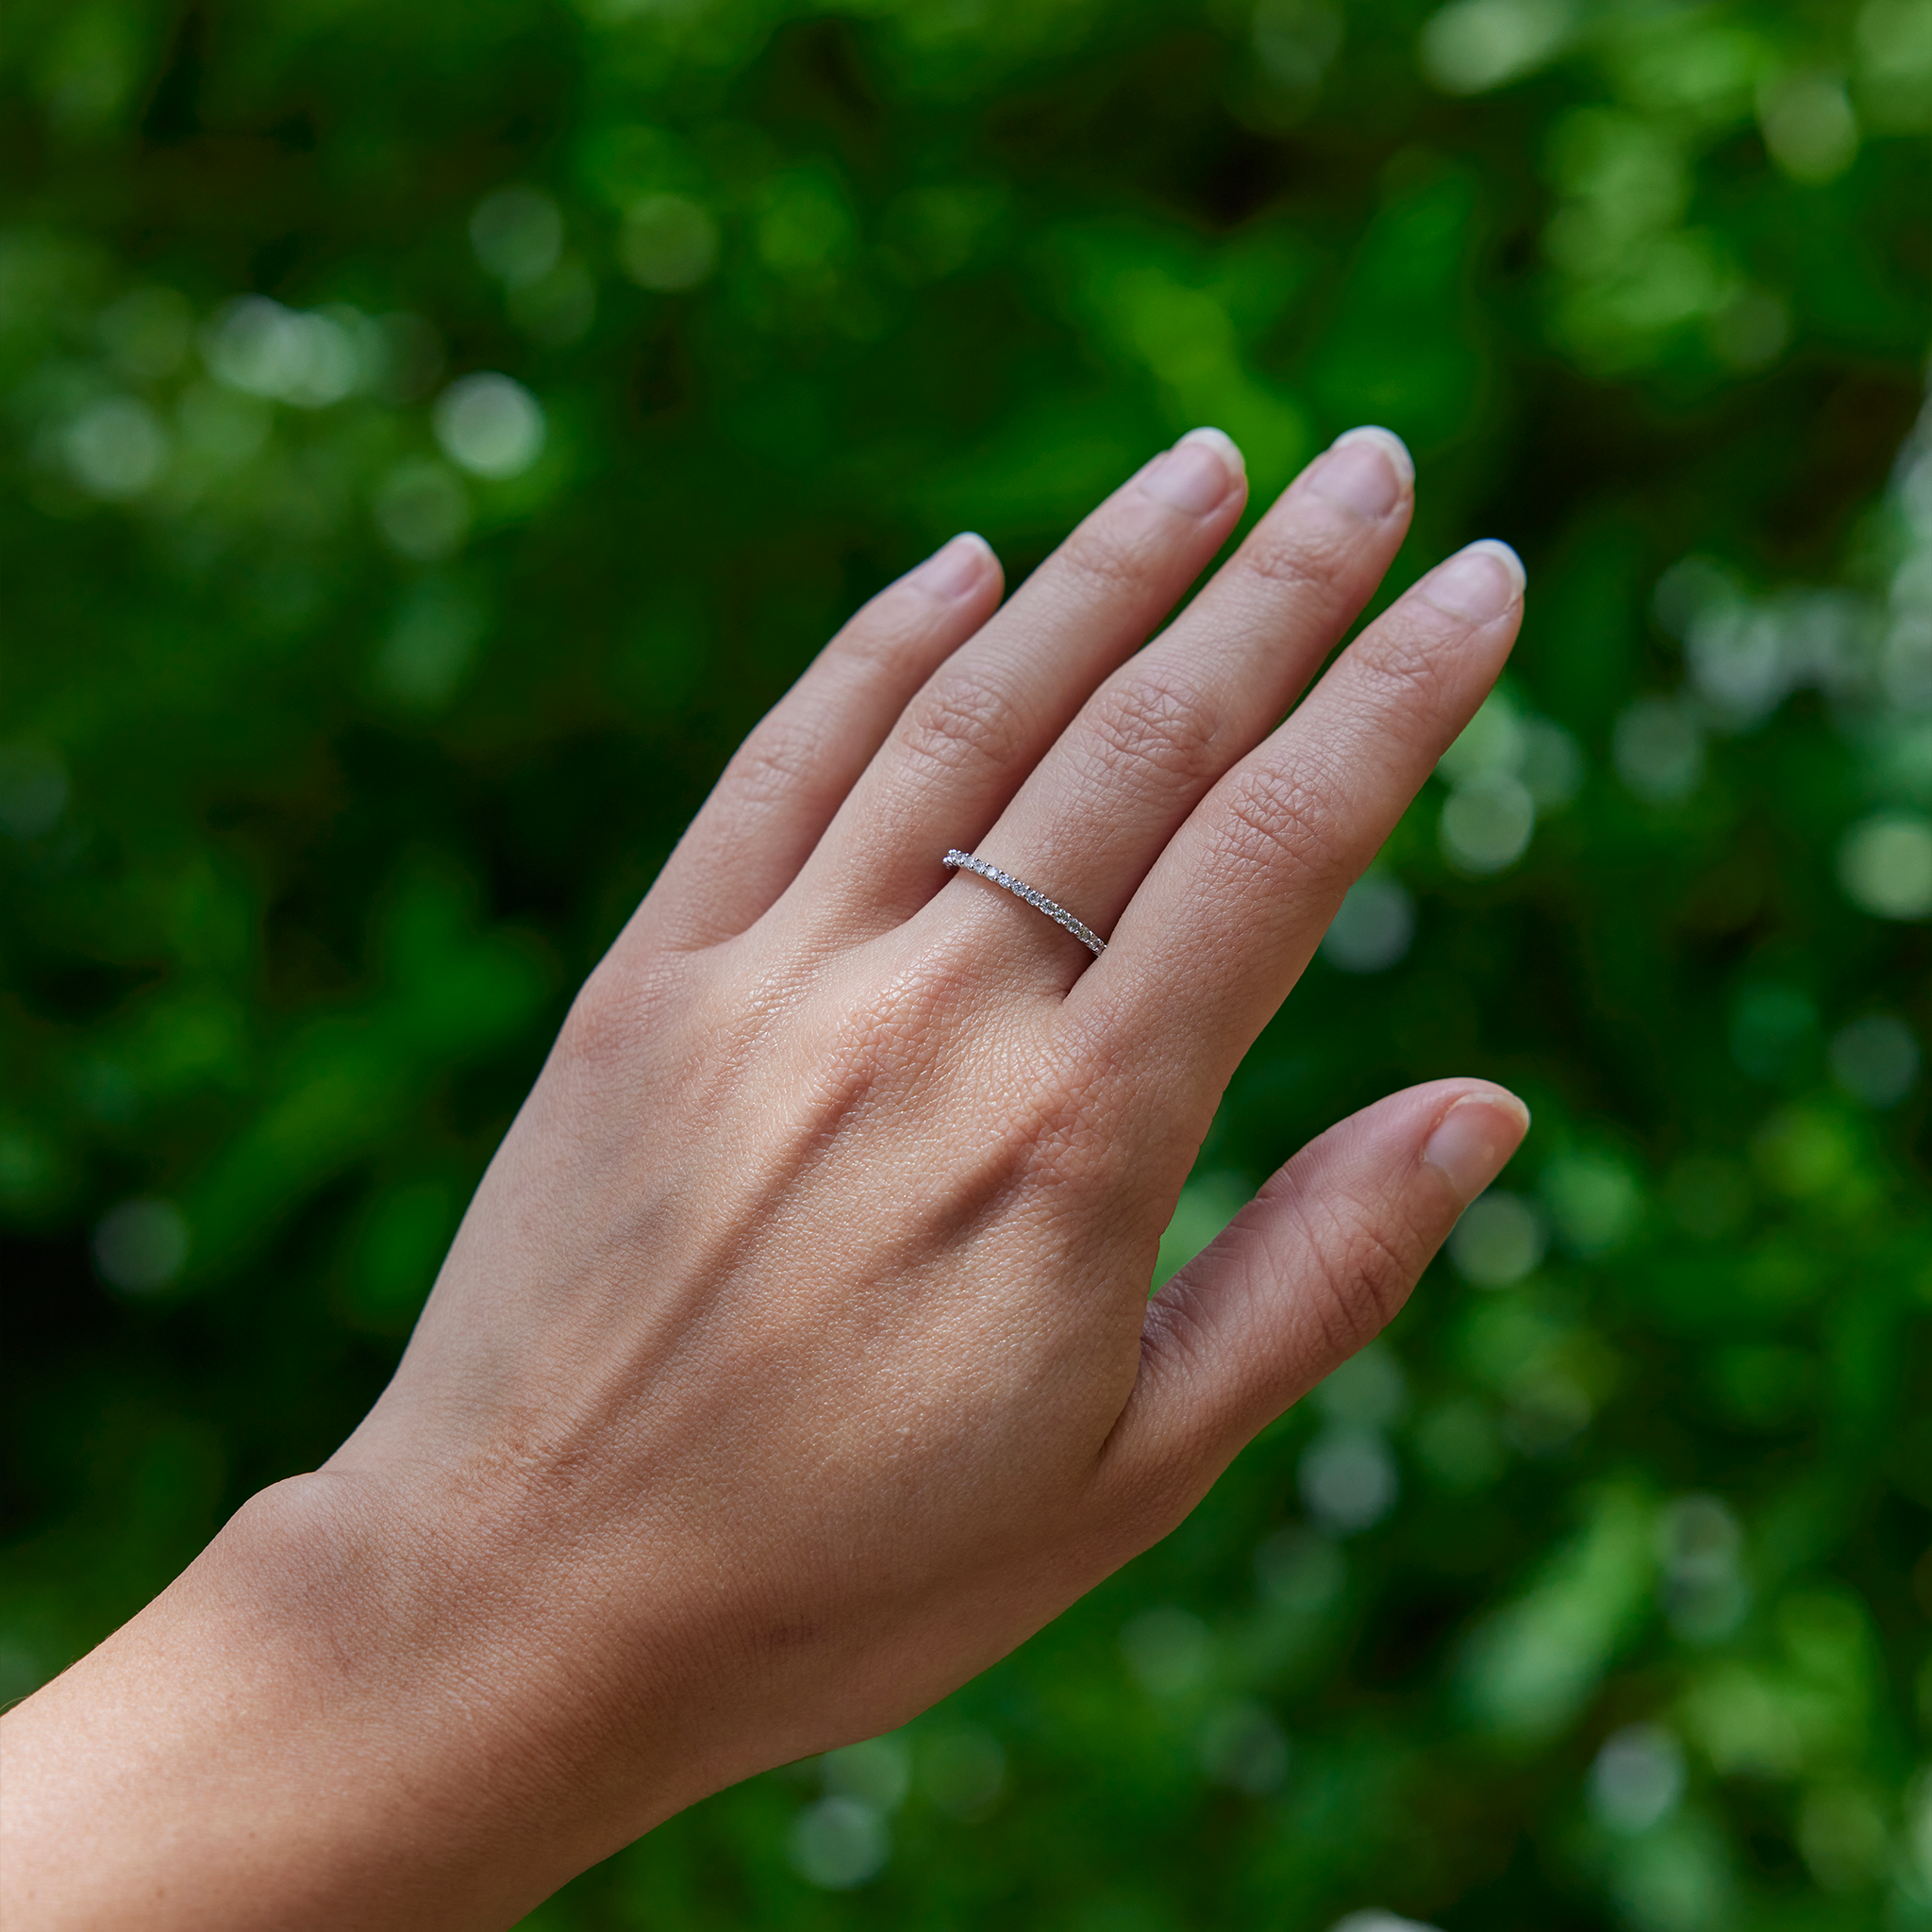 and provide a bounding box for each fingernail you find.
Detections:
[912,531,995,600]
[1423,1091,1531,1205]
[1142,427,1244,514]
[1418,539,1526,623]
[1312,426,1412,519]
